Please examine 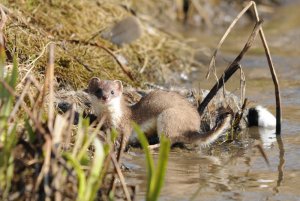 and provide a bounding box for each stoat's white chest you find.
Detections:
[107,96,123,128]
[90,96,123,128]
